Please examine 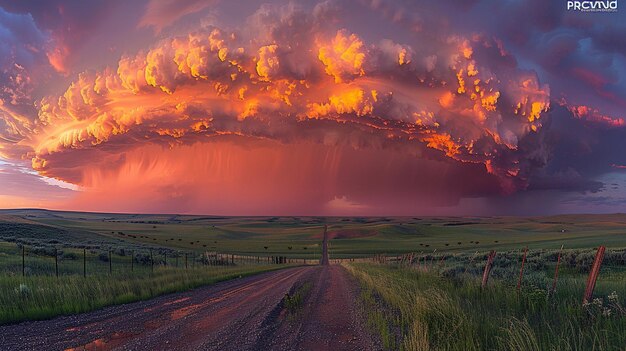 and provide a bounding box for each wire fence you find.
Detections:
[0,241,317,278]
[335,246,626,305]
